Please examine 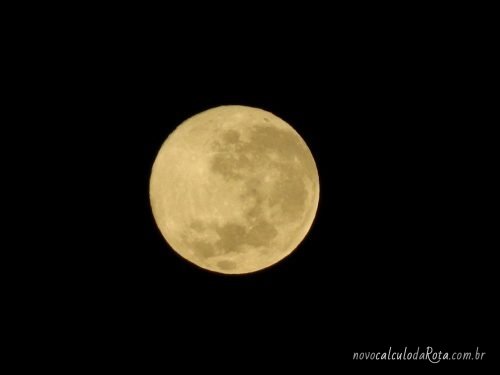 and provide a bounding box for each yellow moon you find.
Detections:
[150,105,319,274]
